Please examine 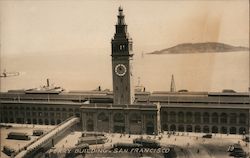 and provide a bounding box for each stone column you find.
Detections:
[109,112,113,133]
[125,112,129,134]
[94,112,98,131]
[157,102,161,134]
[218,113,221,124]
[82,113,86,131]
[154,111,158,135]
[142,113,145,134]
